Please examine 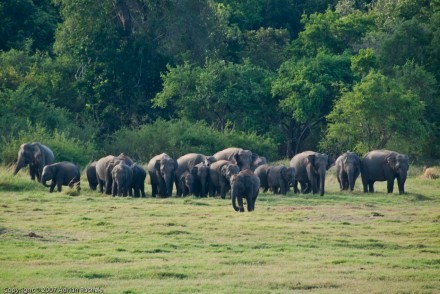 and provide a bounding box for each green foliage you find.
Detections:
[322,70,427,155]
[1,124,98,167]
[154,60,278,136]
[104,120,277,162]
